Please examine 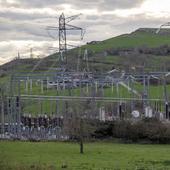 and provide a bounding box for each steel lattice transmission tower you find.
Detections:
[59,13,67,62]
[156,22,170,34]
[47,13,84,65]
